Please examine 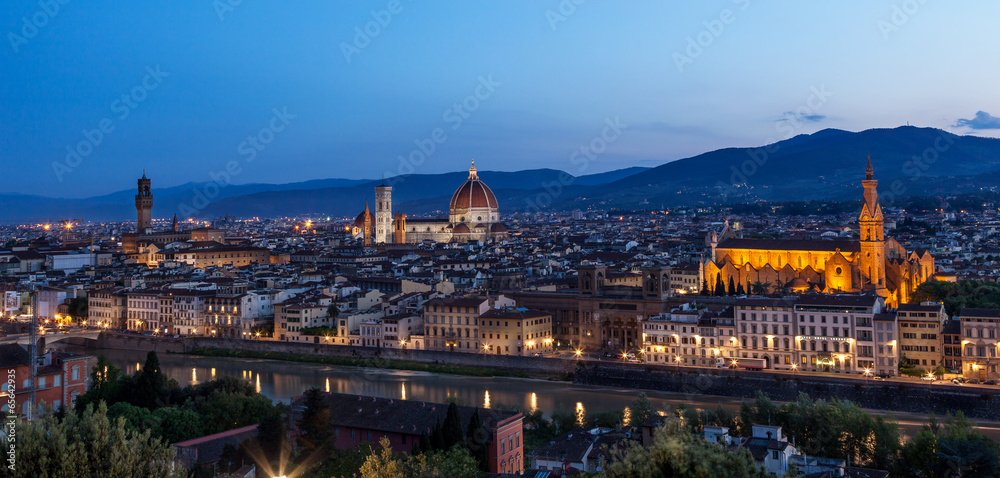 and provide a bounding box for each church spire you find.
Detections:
[866,154,874,180]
